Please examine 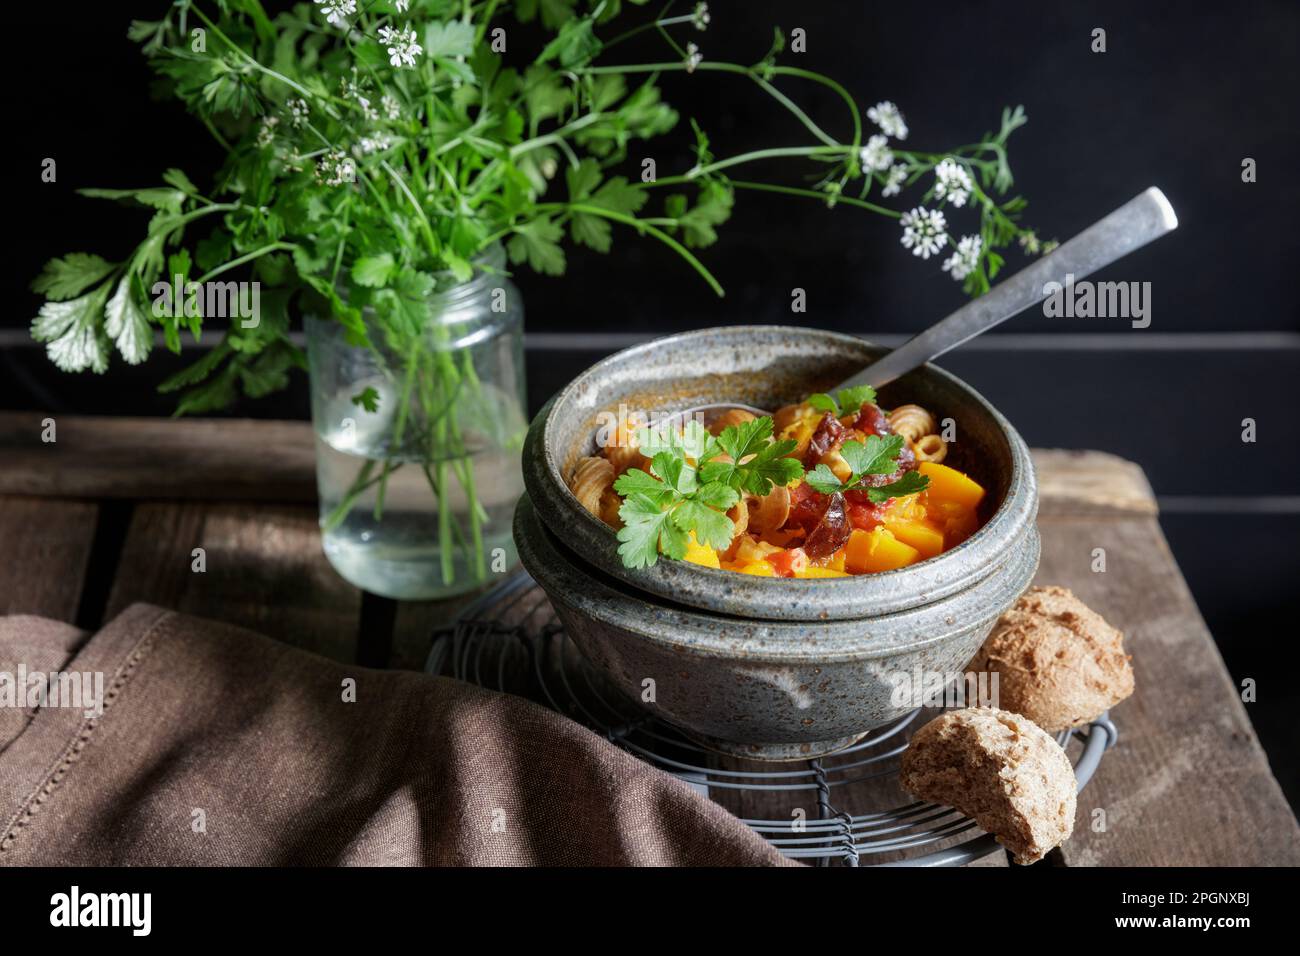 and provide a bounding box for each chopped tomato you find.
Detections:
[847,502,887,530]
[768,547,809,578]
